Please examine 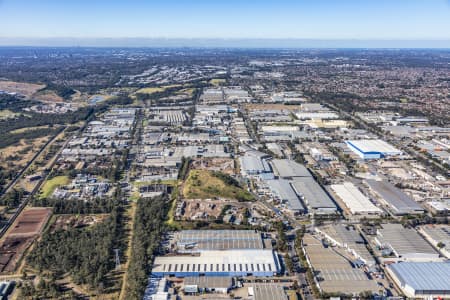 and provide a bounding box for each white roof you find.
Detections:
[346,139,401,155]
[153,250,278,274]
[331,182,382,214]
